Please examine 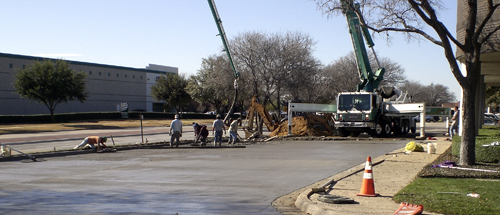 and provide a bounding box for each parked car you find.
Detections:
[204,111,217,115]
[413,115,439,123]
[484,113,499,125]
